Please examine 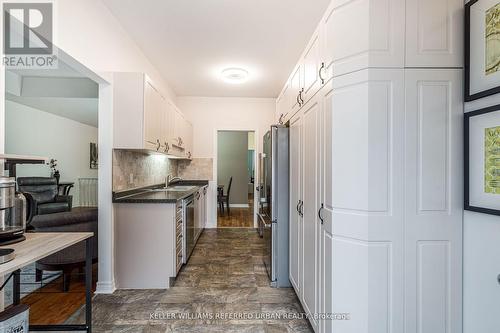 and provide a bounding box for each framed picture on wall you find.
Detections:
[465,104,500,215]
[465,0,500,101]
